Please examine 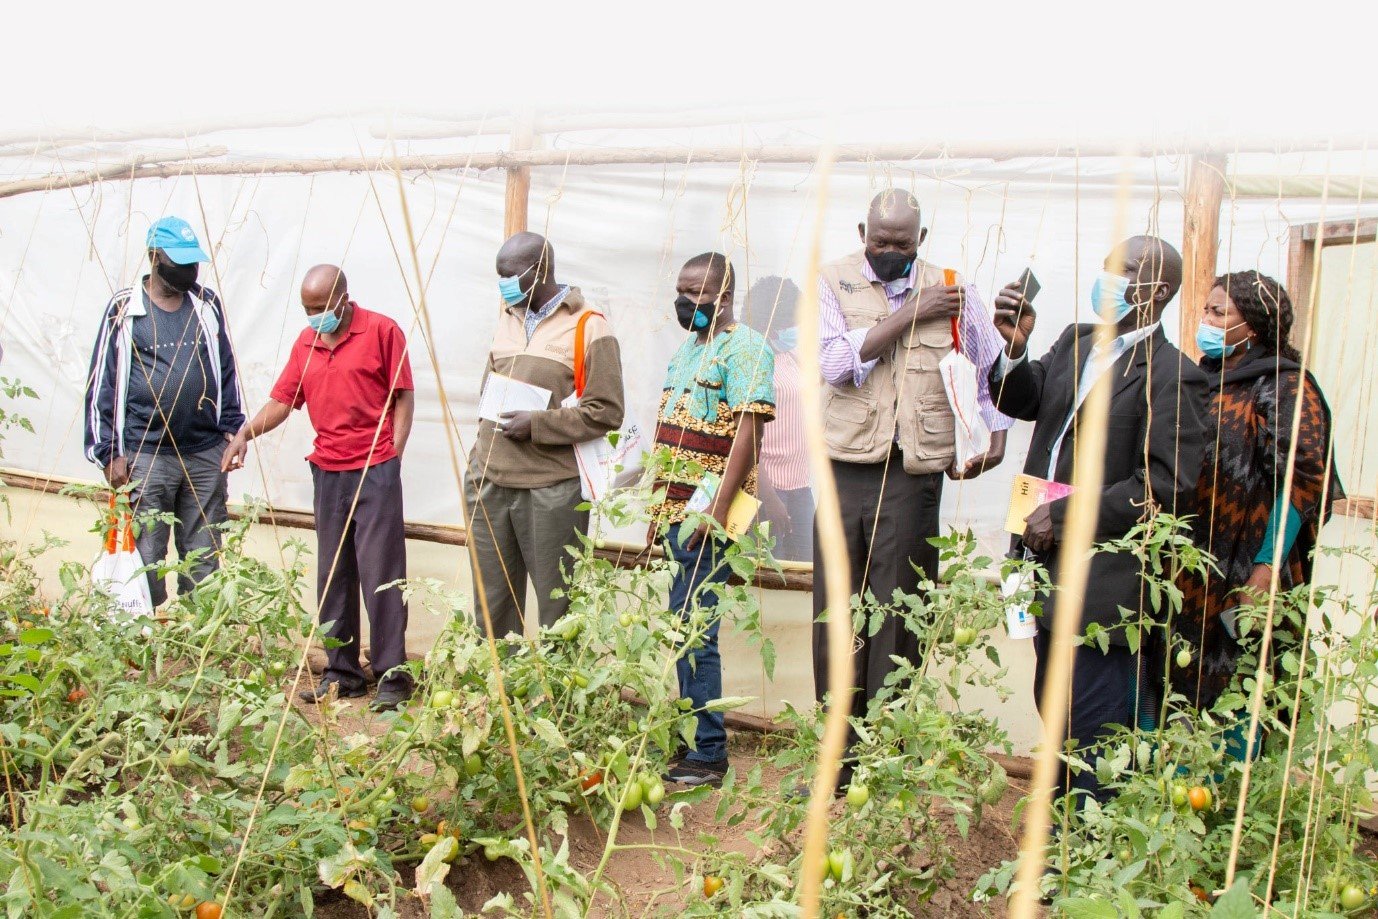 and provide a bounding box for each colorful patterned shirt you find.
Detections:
[652,323,776,523]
